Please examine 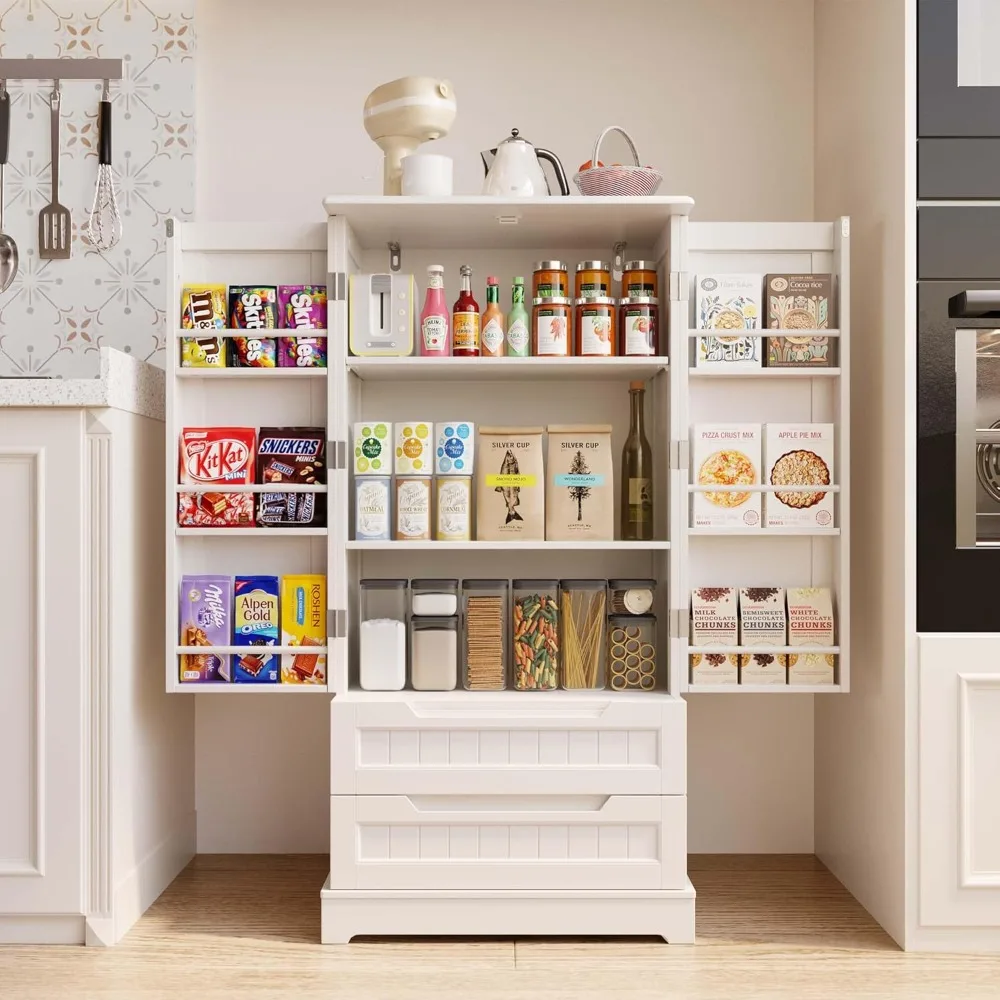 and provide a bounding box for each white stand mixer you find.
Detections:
[363,76,457,196]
